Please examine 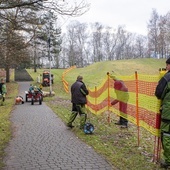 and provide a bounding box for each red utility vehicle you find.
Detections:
[42,71,53,87]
